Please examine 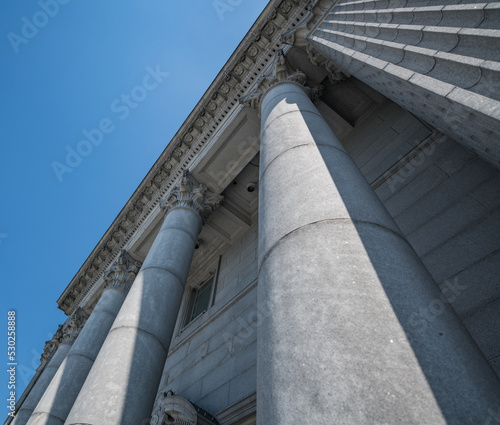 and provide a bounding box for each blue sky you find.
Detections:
[0,0,269,416]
